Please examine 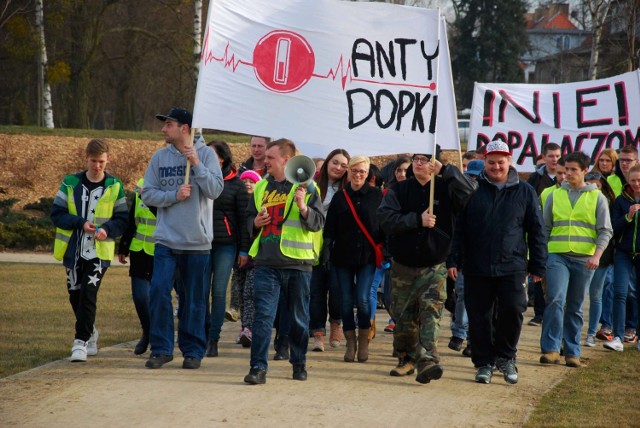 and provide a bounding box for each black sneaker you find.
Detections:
[496,357,518,384]
[462,345,472,358]
[182,357,201,369]
[527,317,542,327]
[475,365,493,384]
[415,360,443,384]
[292,365,307,381]
[134,335,149,355]
[244,367,267,385]
[448,336,464,352]
[145,354,173,369]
